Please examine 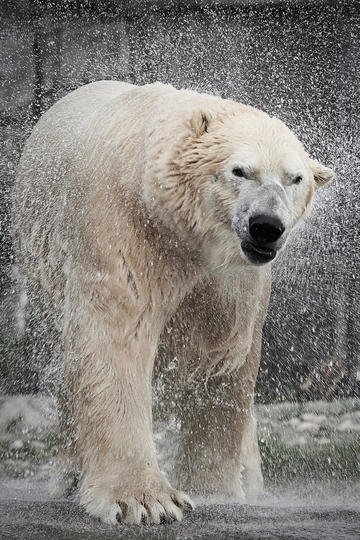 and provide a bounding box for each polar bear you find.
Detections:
[12,81,334,525]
